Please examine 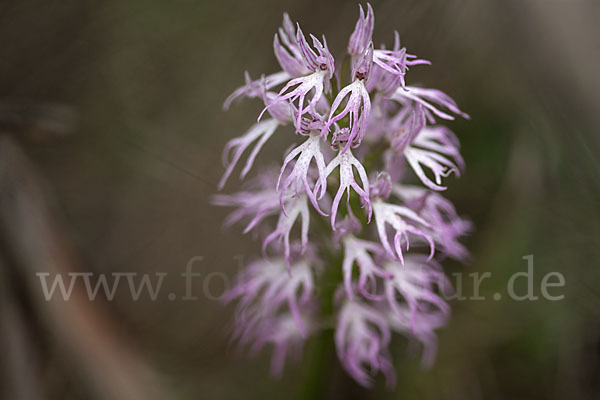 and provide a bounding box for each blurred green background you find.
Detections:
[0,0,599,399]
